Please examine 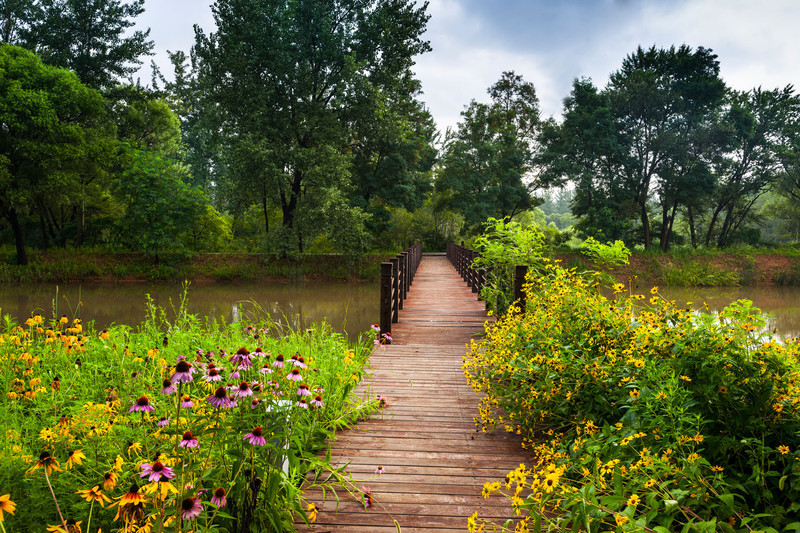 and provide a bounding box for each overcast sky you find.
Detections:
[135,0,800,133]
